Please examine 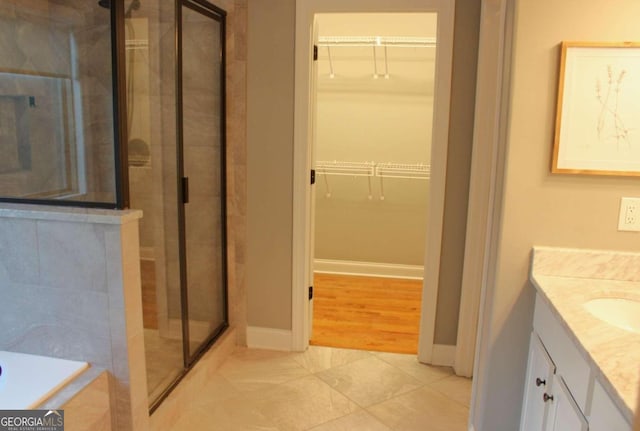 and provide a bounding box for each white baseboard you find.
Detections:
[246,326,293,351]
[431,344,456,367]
[314,259,424,279]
